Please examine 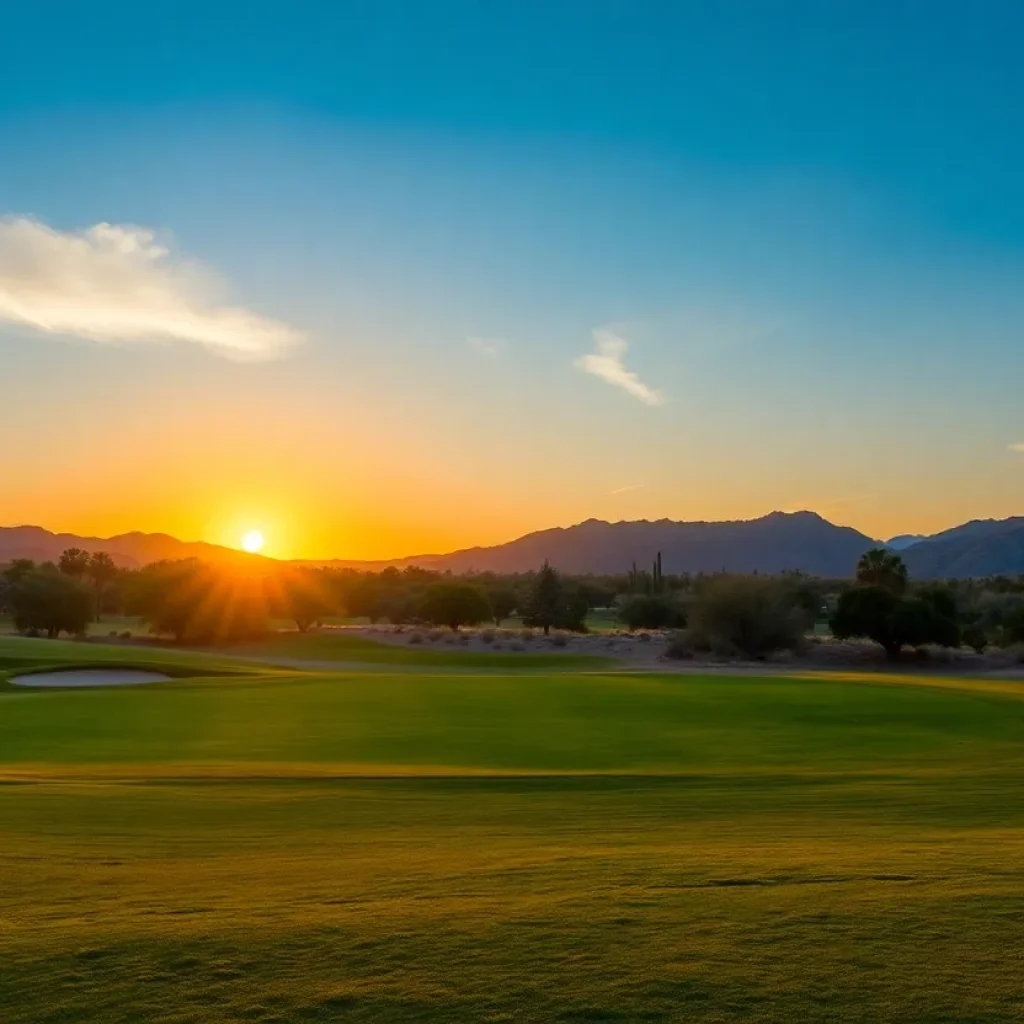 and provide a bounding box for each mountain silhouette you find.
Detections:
[0,525,259,569]
[303,511,879,576]
[5,512,1022,578]
[901,518,1024,579]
